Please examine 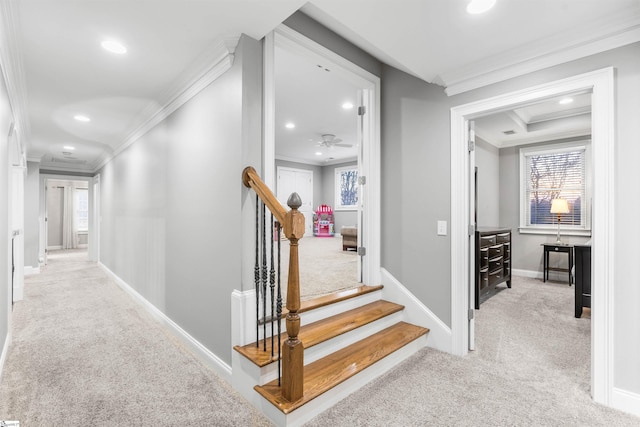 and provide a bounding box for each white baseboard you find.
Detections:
[98,262,232,383]
[512,268,572,283]
[0,332,11,384]
[612,387,640,417]
[47,245,62,251]
[380,268,452,354]
[24,266,40,275]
